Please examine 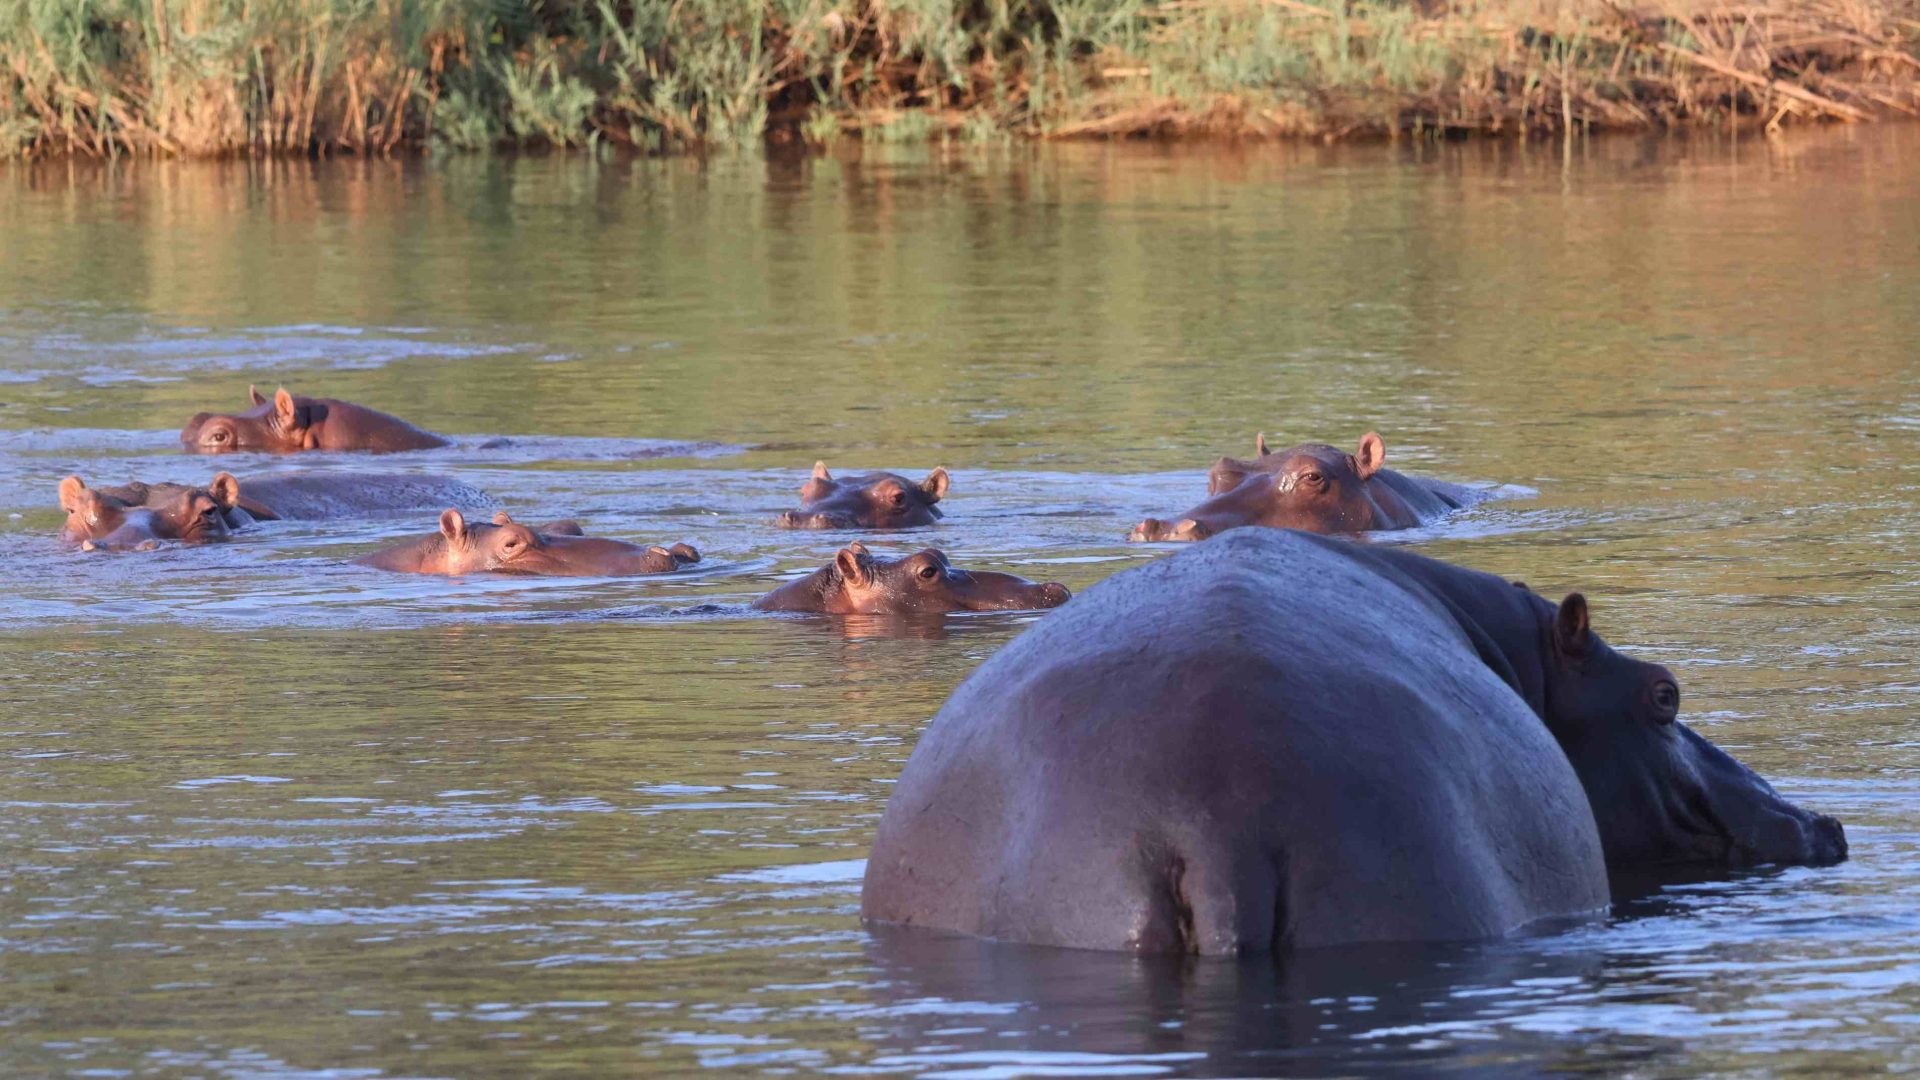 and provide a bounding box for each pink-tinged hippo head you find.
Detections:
[181,385,449,454]
[357,510,699,577]
[776,462,950,530]
[754,542,1070,615]
[58,473,242,551]
[1130,433,1394,542]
